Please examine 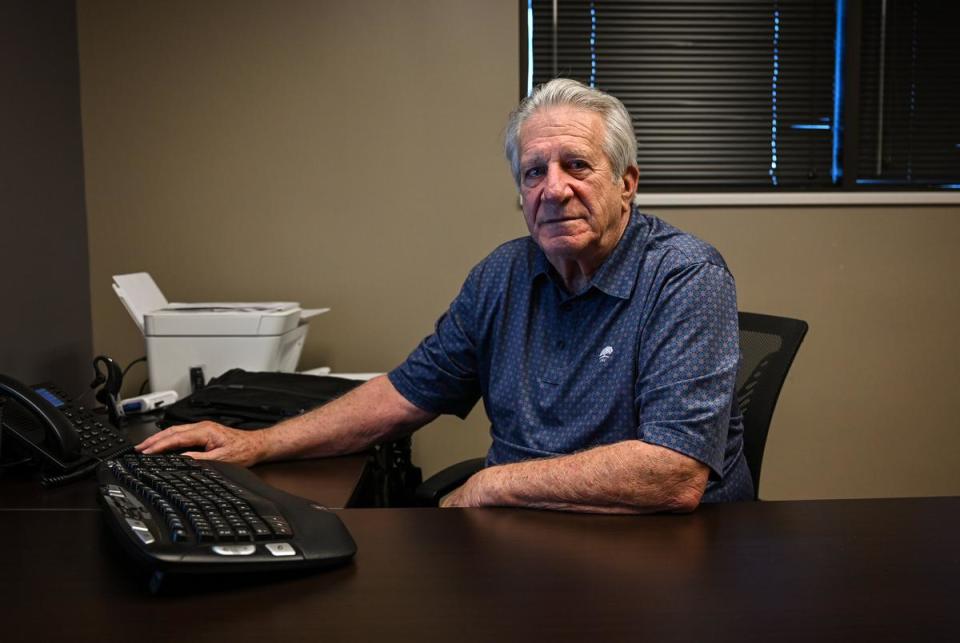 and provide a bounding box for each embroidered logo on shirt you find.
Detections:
[599,346,614,363]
